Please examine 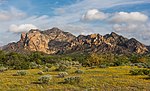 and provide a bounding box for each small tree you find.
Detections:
[87,53,104,66]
